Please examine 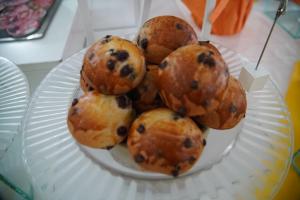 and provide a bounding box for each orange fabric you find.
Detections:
[183,0,254,35]
[294,0,300,4]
